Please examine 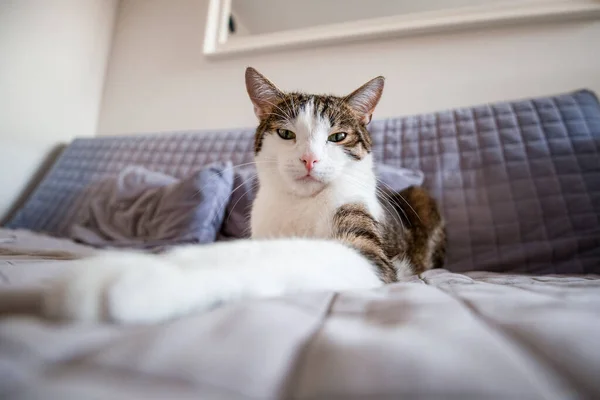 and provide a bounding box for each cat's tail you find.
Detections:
[392,186,447,273]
